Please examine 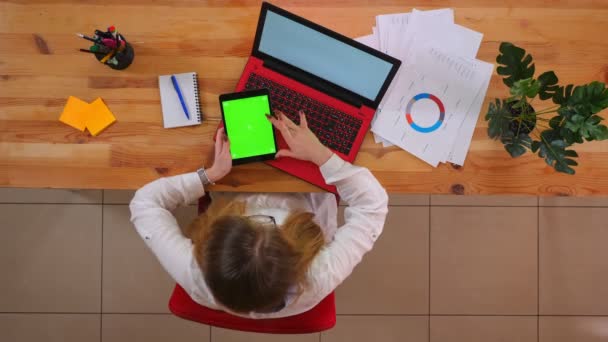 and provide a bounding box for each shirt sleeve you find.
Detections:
[129,172,205,293]
[307,154,389,298]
